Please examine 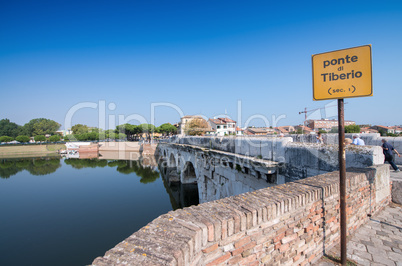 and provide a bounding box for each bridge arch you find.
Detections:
[182,161,197,184]
[169,153,177,168]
